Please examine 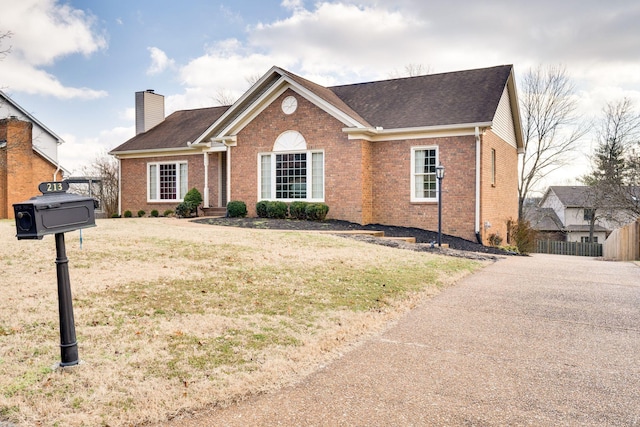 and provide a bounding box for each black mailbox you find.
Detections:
[13,181,97,240]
